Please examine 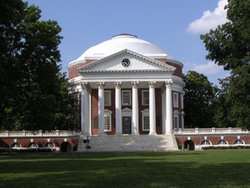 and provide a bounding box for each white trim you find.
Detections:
[122,90,131,106]
[122,108,132,117]
[79,49,176,72]
[201,140,212,146]
[141,109,149,131]
[234,139,245,145]
[217,140,229,145]
[141,90,149,106]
